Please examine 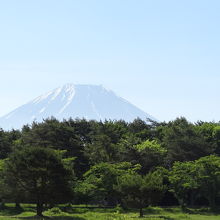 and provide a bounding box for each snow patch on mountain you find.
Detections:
[0,84,157,130]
